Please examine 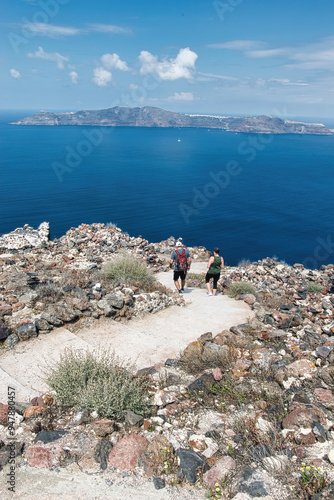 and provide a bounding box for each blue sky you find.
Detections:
[2,0,334,118]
